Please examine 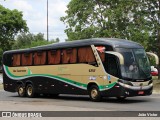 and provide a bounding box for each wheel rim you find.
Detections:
[91,88,98,99]
[19,87,24,95]
[27,86,32,96]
